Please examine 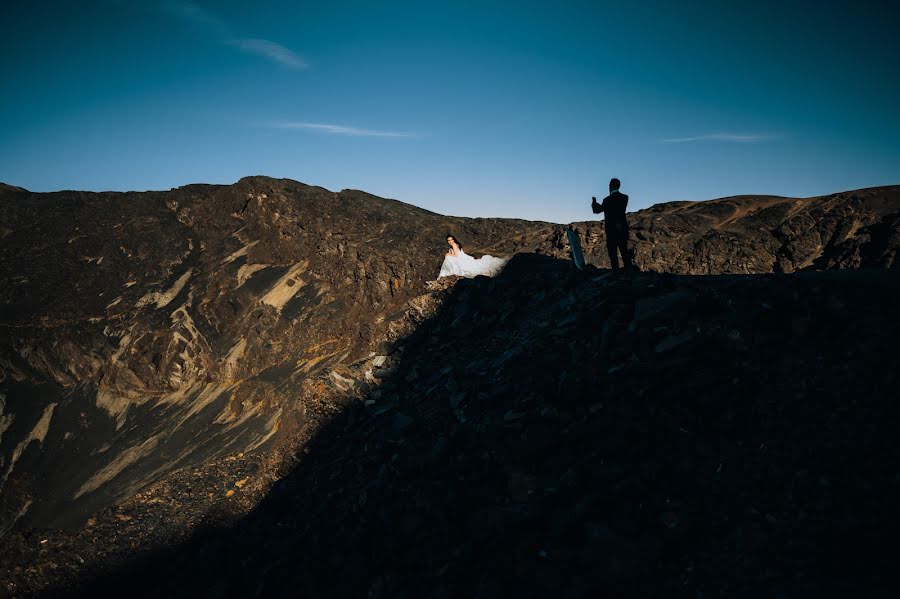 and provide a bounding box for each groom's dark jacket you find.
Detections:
[592,191,629,230]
